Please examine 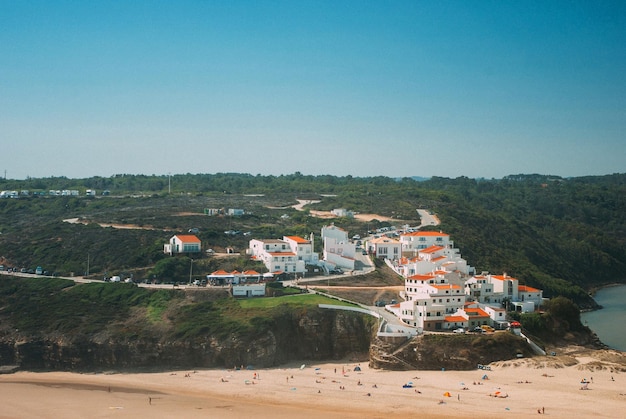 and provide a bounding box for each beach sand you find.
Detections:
[1,349,624,419]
